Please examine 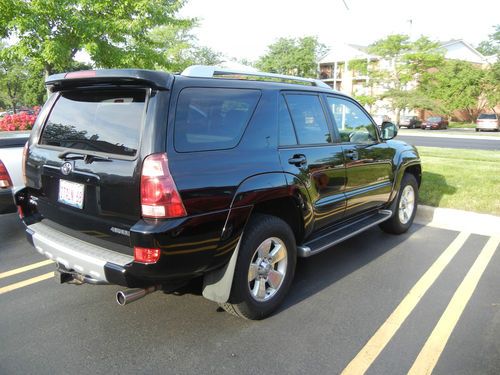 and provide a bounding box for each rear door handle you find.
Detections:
[288,154,307,166]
